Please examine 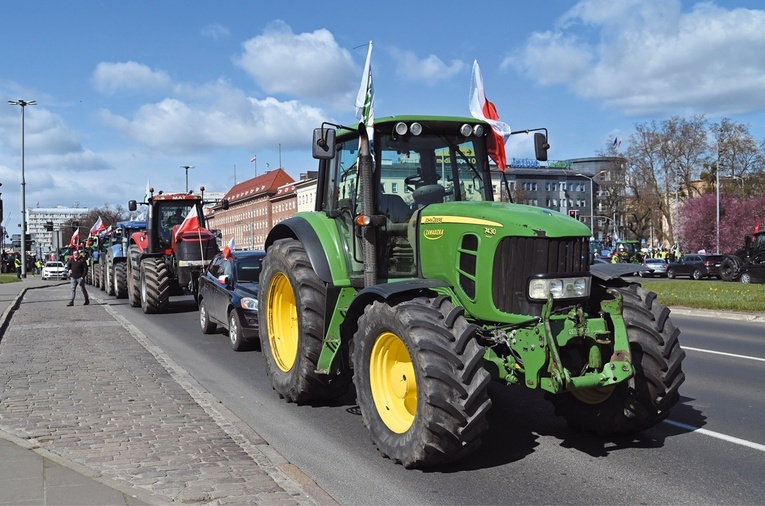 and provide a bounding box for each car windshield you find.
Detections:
[46,262,64,268]
[236,255,263,282]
